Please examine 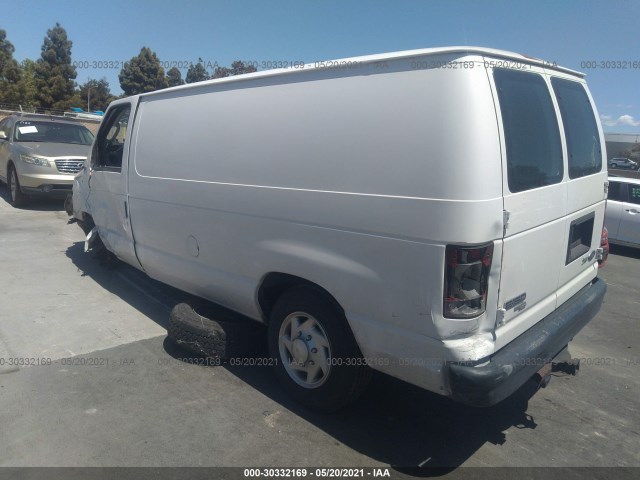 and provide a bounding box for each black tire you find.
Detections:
[167,301,265,359]
[75,213,96,236]
[64,194,74,216]
[268,286,372,412]
[7,165,28,207]
[610,163,617,169]
[77,220,92,235]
